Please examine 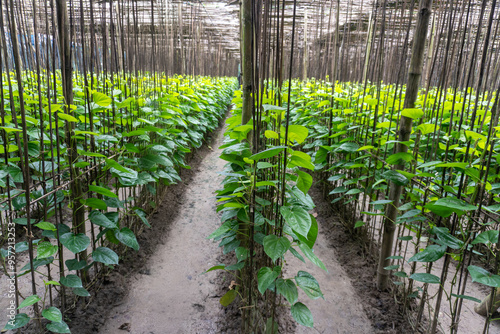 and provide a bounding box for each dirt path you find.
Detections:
[99,125,227,334]
[285,222,373,334]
